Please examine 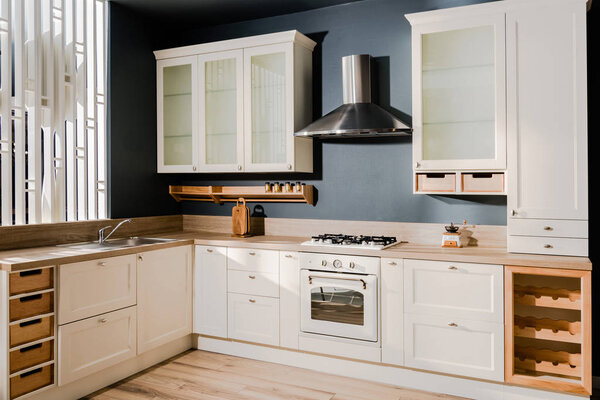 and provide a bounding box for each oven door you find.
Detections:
[300,270,378,342]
